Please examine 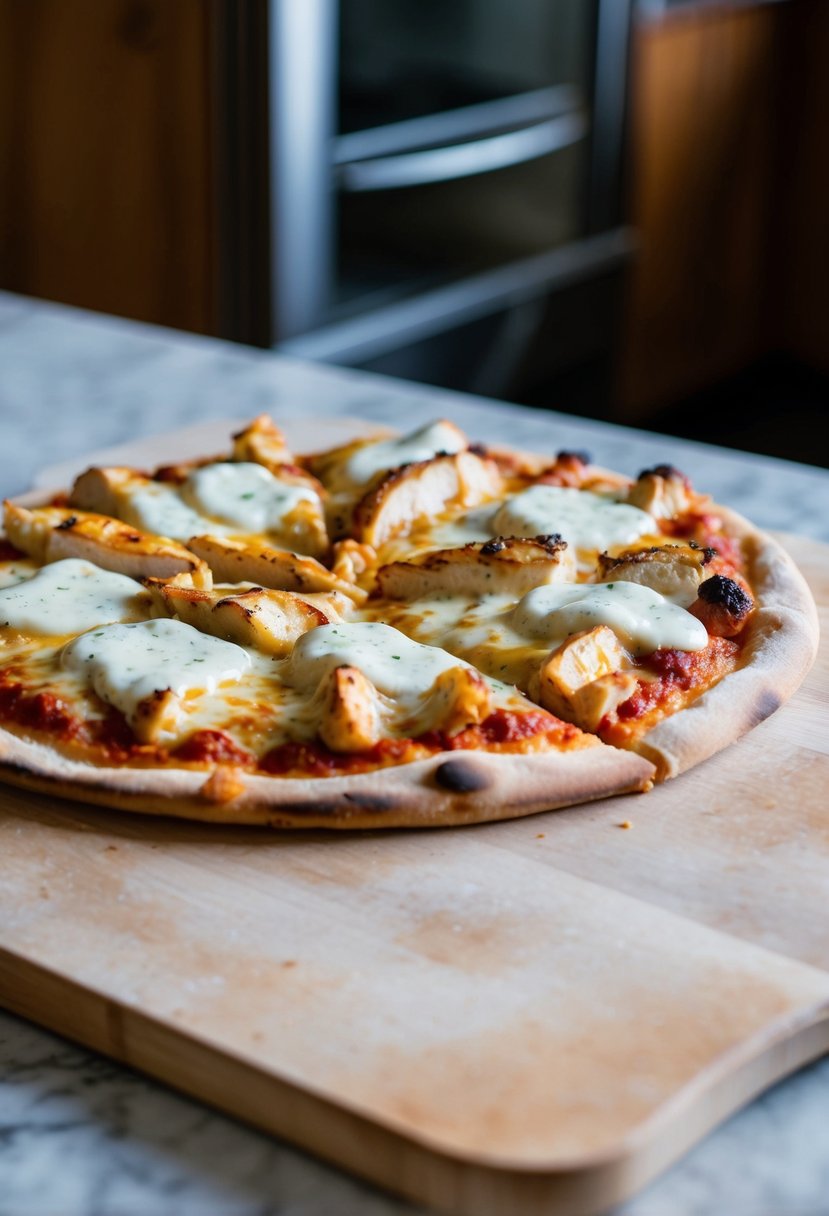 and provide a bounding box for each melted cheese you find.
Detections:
[413,503,499,553]
[287,621,474,711]
[186,462,315,533]
[61,618,252,734]
[343,421,465,486]
[0,559,147,637]
[494,486,654,553]
[0,558,39,589]
[512,582,708,655]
